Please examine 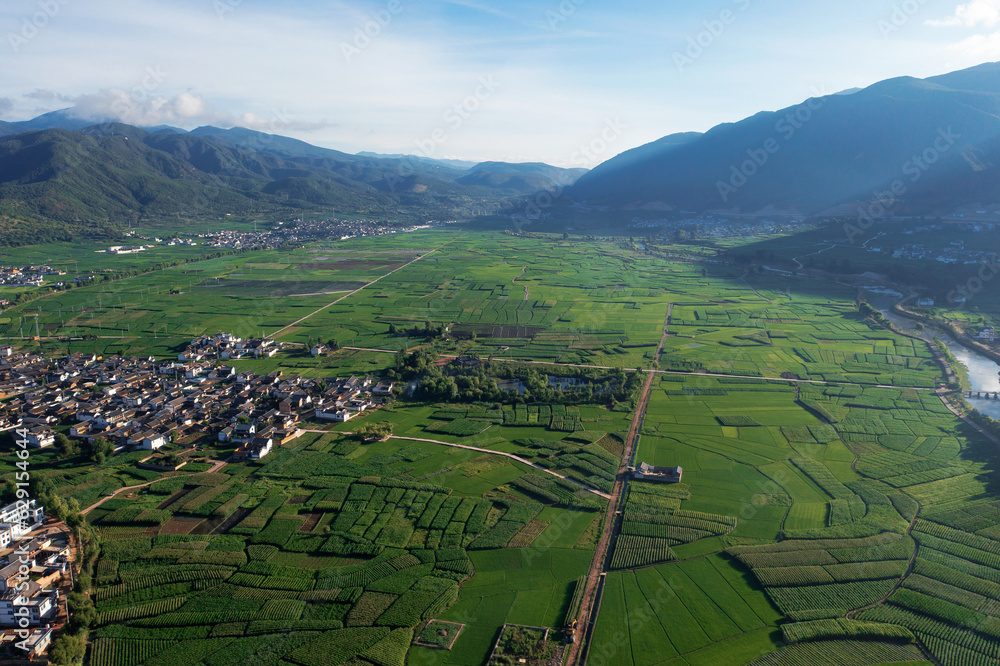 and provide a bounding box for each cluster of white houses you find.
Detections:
[0,500,68,659]
[0,339,389,462]
[179,332,281,361]
[0,265,64,288]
